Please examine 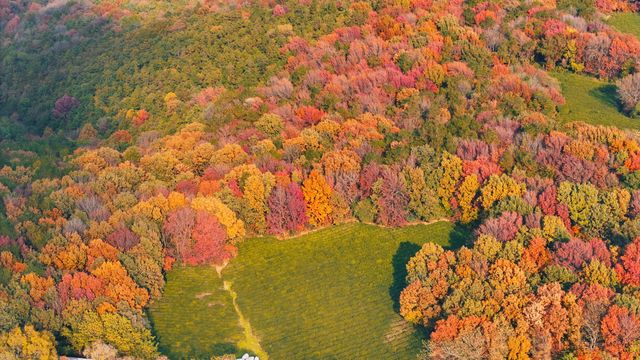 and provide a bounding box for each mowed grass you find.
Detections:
[148,266,245,358]
[224,221,467,359]
[150,221,467,359]
[553,72,640,129]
